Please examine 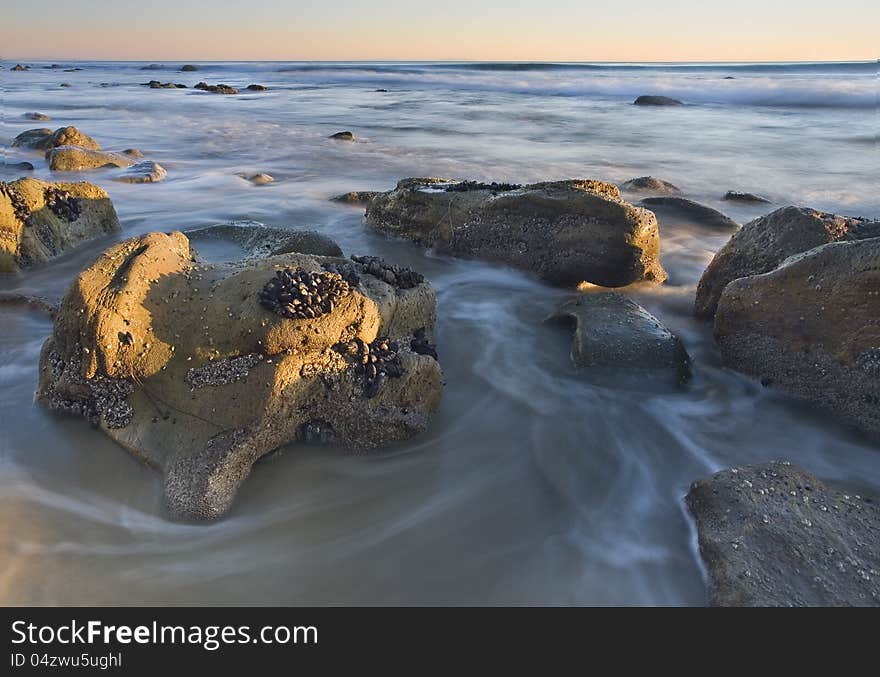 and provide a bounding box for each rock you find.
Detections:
[621,176,680,194]
[47,147,135,171]
[141,64,163,70]
[194,82,238,94]
[2,162,35,171]
[36,231,443,519]
[329,131,355,141]
[366,178,666,287]
[686,461,880,606]
[185,222,343,259]
[547,293,690,385]
[144,80,186,89]
[23,112,51,121]
[11,64,29,71]
[122,148,145,159]
[723,190,770,204]
[633,95,683,106]
[331,191,381,206]
[112,161,167,184]
[0,178,120,272]
[375,88,389,93]
[714,237,880,436]
[0,292,57,316]
[240,173,274,185]
[60,83,72,88]
[640,196,739,229]
[13,126,101,152]
[180,64,200,71]
[694,206,879,319]
[245,84,267,91]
